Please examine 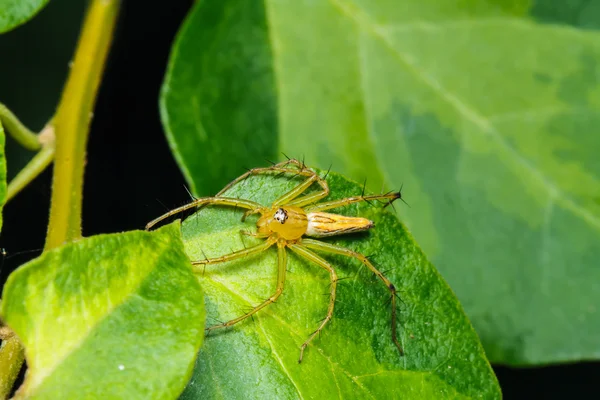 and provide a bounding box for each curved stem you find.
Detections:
[7,144,54,202]
[45,0,120,250]
[0,102,40,151]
